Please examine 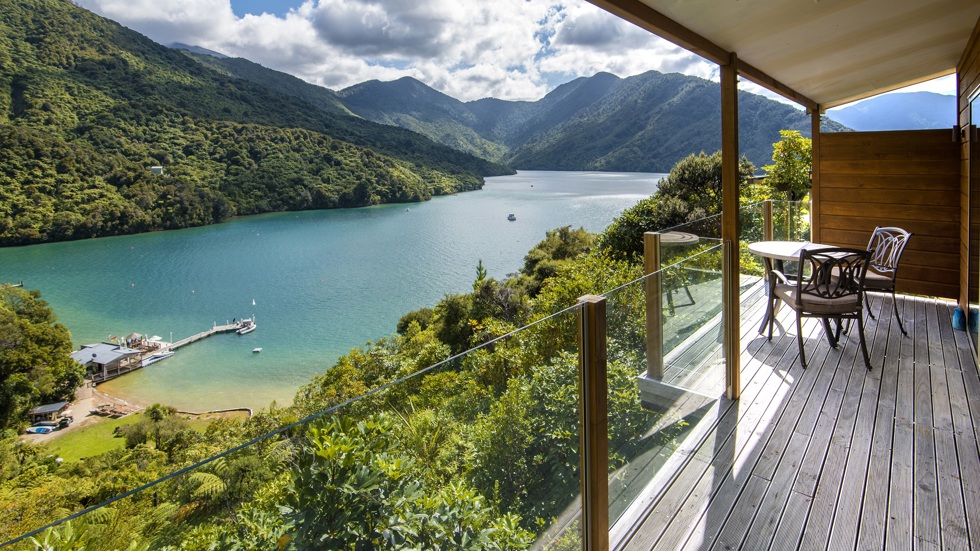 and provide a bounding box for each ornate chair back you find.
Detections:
[863,226,912,336]
[795,248,870,311]
[866,226,912,279]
